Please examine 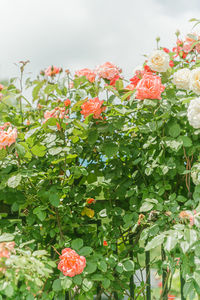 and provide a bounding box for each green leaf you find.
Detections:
[82,279,93,292]
[88,131,98,144]
[98,260,107,272]
[102,279,111,289]
[4,284,14,297]
[122,260,135,272]
[73,275,82,285]
[35,210,46,222]
[145,235,165,251]
[84,261,97,274]
[7,174,22,188]
[140,202,154,212]
[102,142,118,158]
[178,136,192,147]
[164,233,177,252]
[71,238,83,250]
[78,246,93,256]
[121,90,134,101]
[61,277,72,290]
[49,193,60,207]
[52,279,62,292]
[49,147,63,155]
[0,233,14,242]
[168,123,181,138]
[31,144,46,157]
[0,148,7,160]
